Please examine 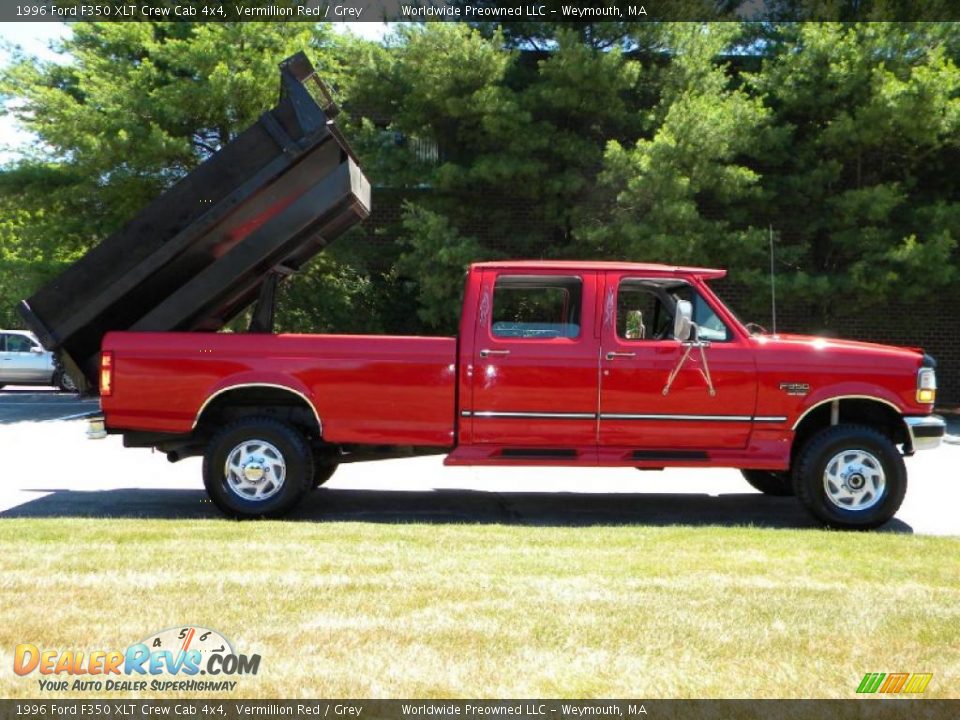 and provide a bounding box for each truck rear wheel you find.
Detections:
[203,417,313,519]
[741,470,794,496]
[792,424,907,530]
